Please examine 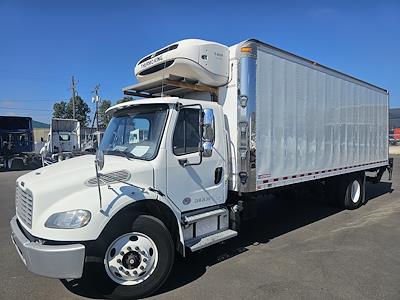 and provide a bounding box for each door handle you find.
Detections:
[214,167,223,184]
